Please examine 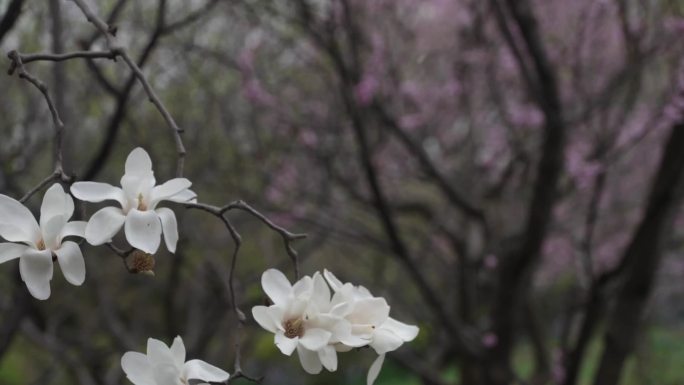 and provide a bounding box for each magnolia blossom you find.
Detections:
[324,270,419,385]
[252,269,418,385]
[121,336,229,385]
[0,184,86,300]
[71,148,196,254]
[252,269,355,374]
